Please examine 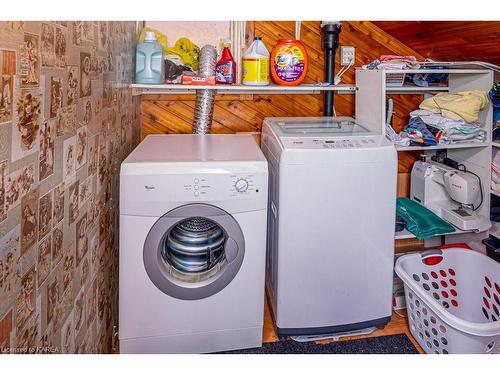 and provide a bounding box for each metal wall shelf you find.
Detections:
[130,83,357,96]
